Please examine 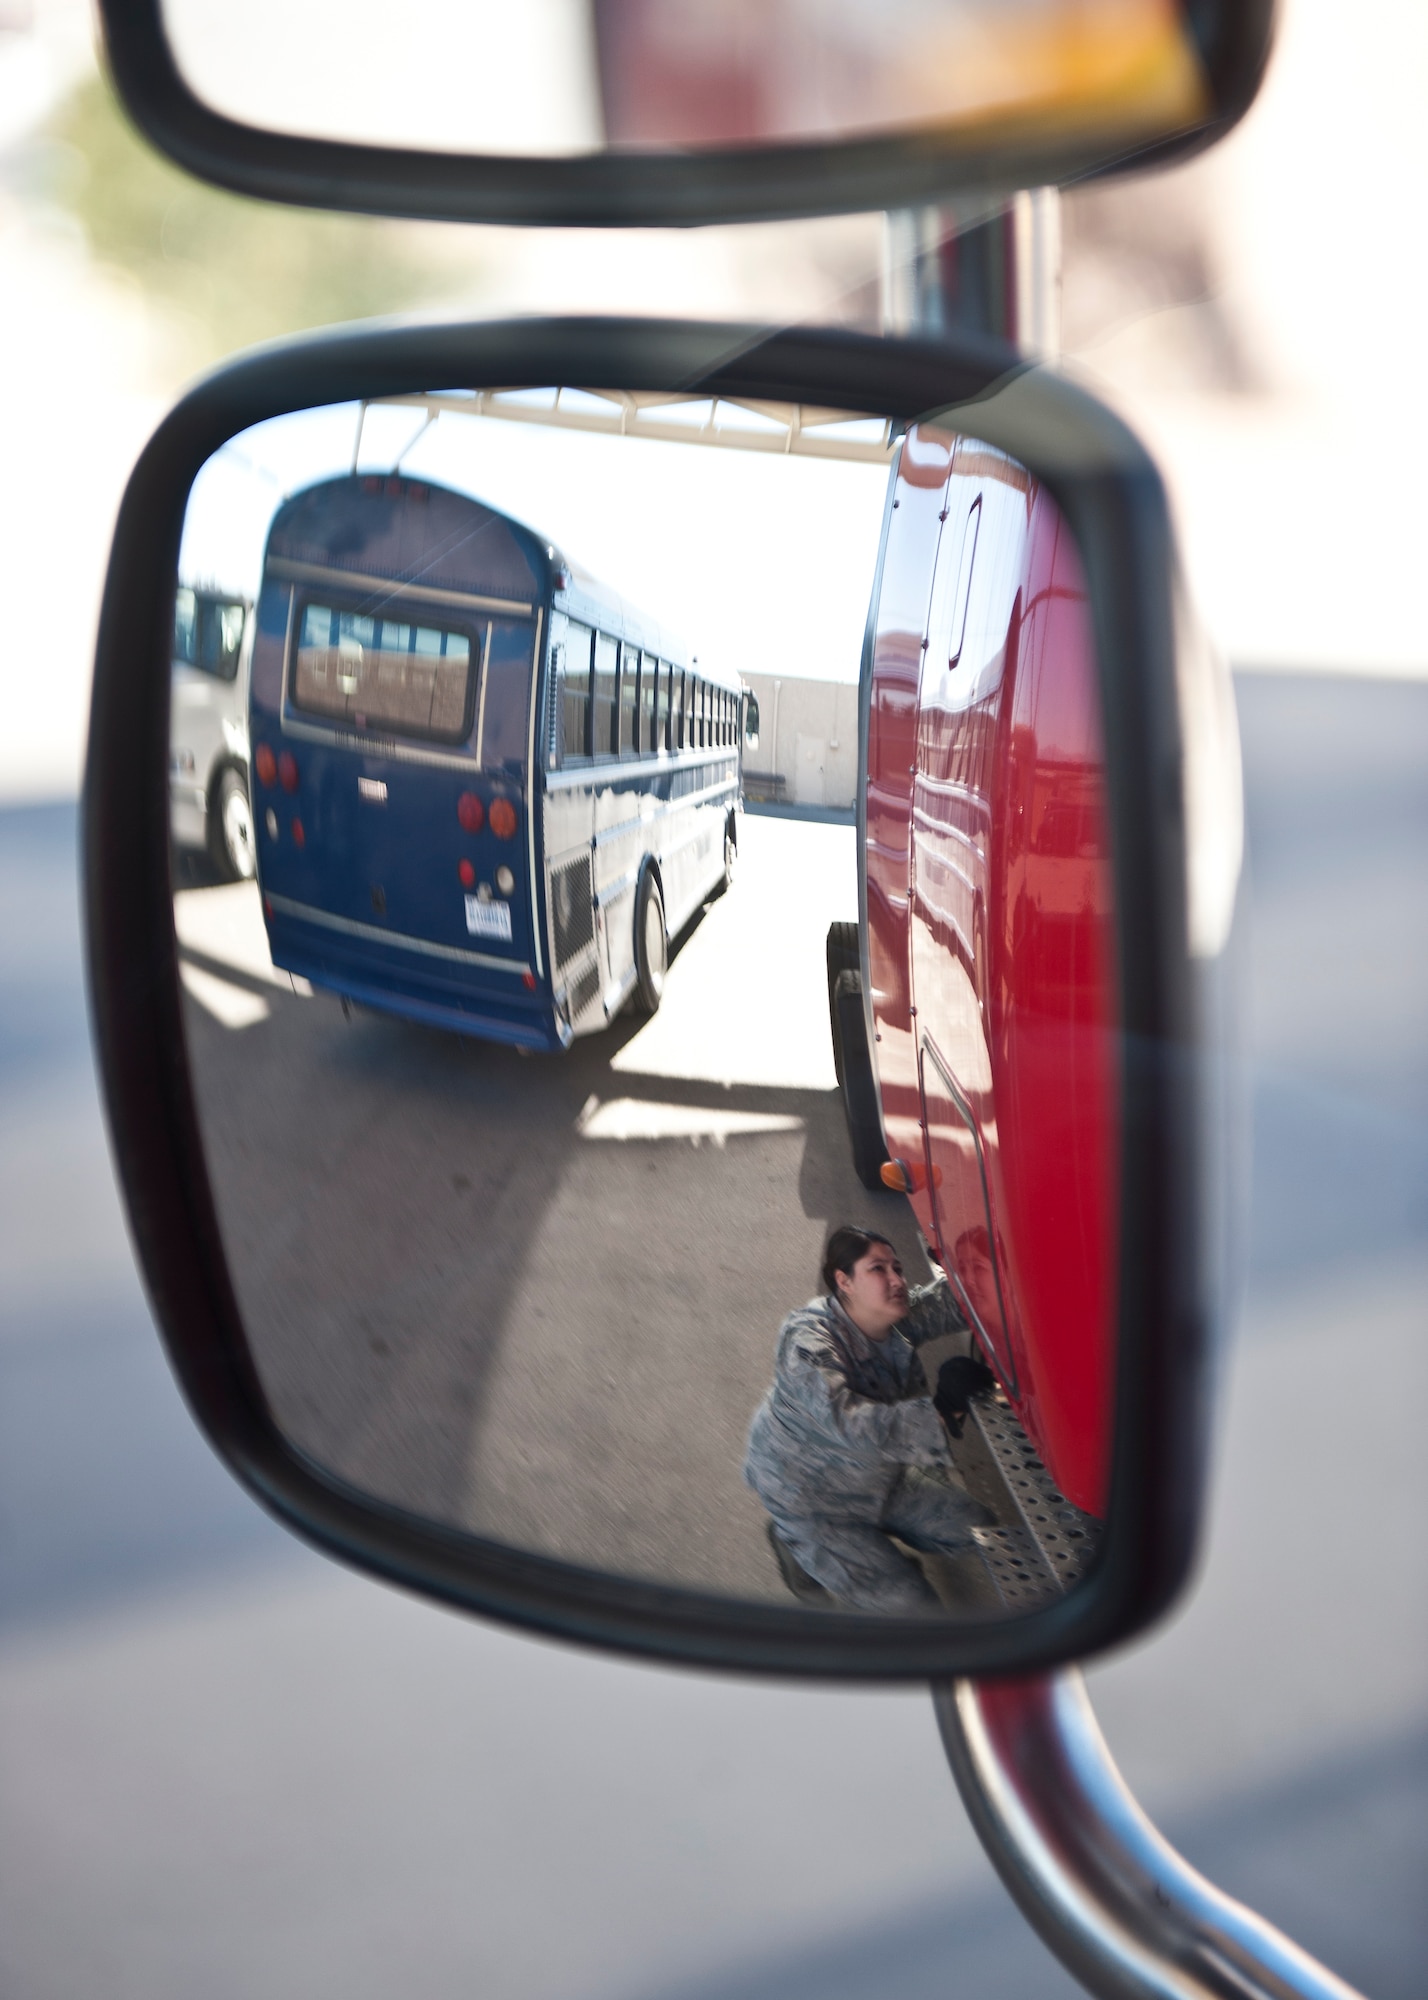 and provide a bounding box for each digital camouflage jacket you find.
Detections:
[743,1279,970,1524]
